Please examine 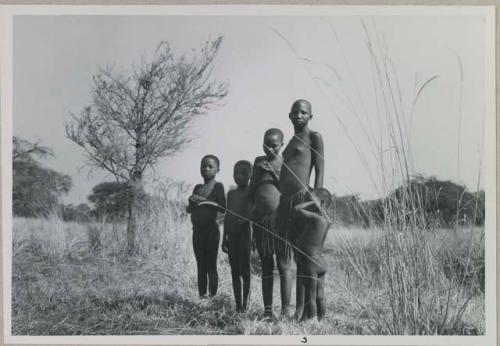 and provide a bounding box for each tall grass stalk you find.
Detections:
[272,18,484,334]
